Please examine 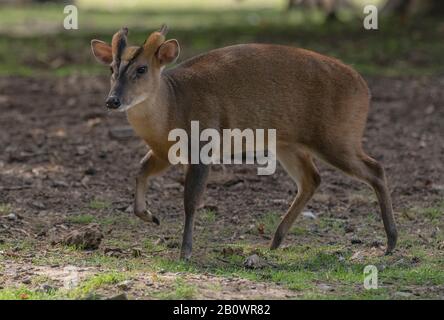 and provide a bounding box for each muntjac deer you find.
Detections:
[91,25,397,260]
